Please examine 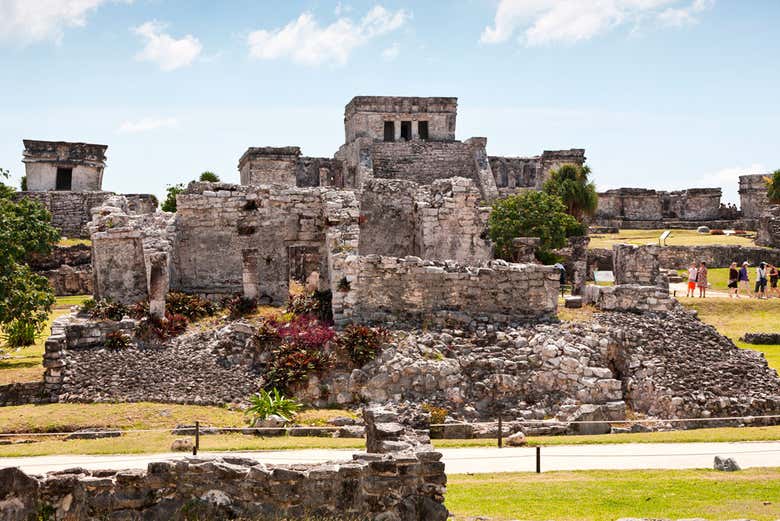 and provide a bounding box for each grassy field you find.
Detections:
[589,228,757,249]
[680,298,780,371]
[446,468,780,521]
[56,238,91,247]
[0,296,86,385]
[2,402,780,456]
